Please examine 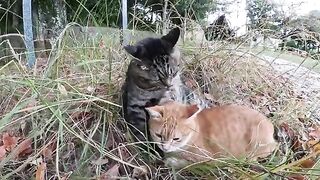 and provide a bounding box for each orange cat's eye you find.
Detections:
[173,138,180,141]
[155,133,162,138]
